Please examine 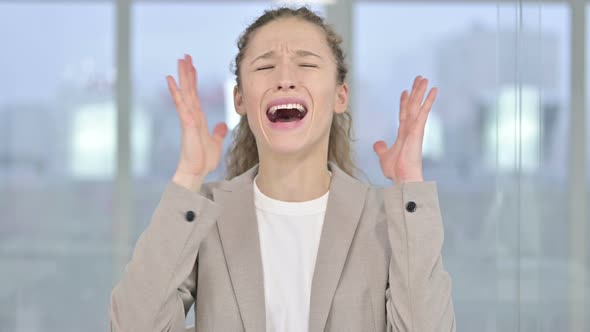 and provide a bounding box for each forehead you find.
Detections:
[246,17,330,56]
